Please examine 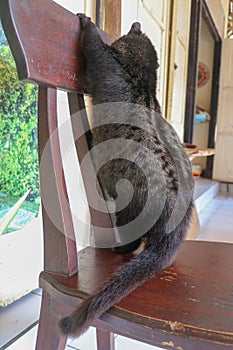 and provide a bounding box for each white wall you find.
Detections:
[213,39,233,182]
[205,1,233,181]
[122,0,171,113]
[205,0,228,37]
[169,0,192,139]
[53,0,95,18]
[53,0,84,13]
[196,19,214,113]
[121,0,139,34]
